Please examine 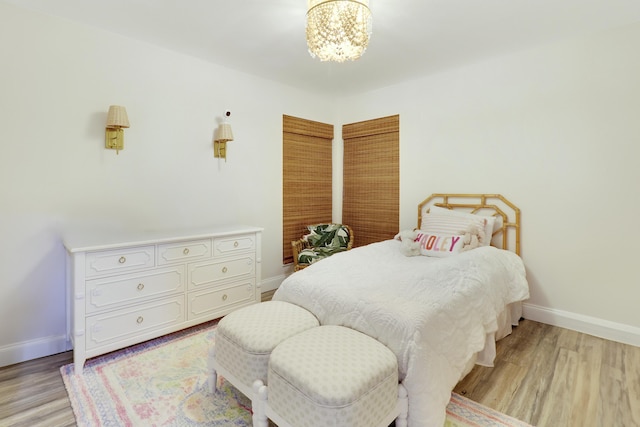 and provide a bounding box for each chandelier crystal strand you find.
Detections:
[306,0,372,62]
